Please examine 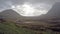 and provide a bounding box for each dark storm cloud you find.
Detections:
[27,0,54,4]
[0,0,60,12]
[8,0,60,5]
[0,0,60,6]
[0,0,26,11]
